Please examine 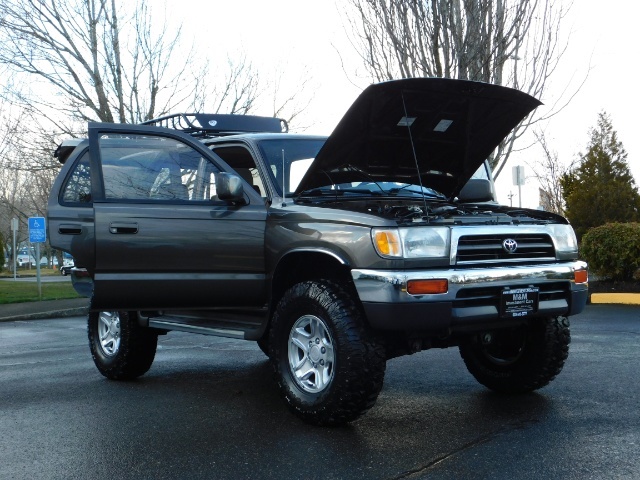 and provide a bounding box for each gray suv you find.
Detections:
[47,78,588,425]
